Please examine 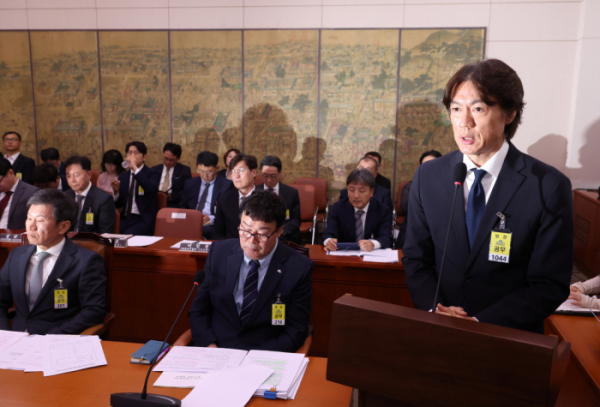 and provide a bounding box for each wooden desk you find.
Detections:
[110,239,410,357]
[0,341,352,407]
[574,190,600,278]
[546,314,600,406]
